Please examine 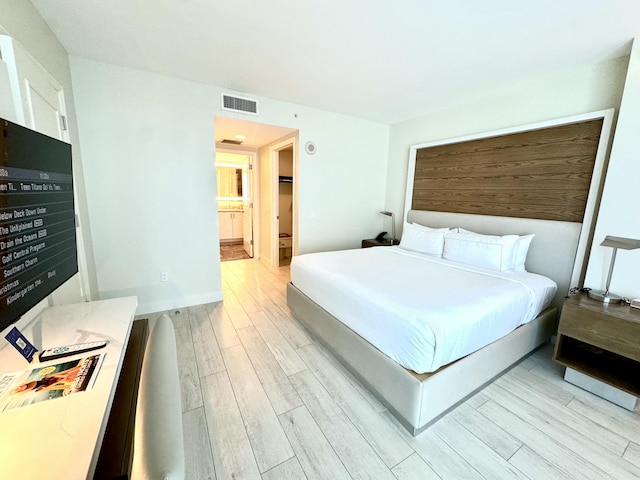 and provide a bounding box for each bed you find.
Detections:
[287,111,614,435]
[291,235,558,375]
